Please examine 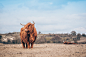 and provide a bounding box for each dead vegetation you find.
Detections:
[0,31,86,44]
